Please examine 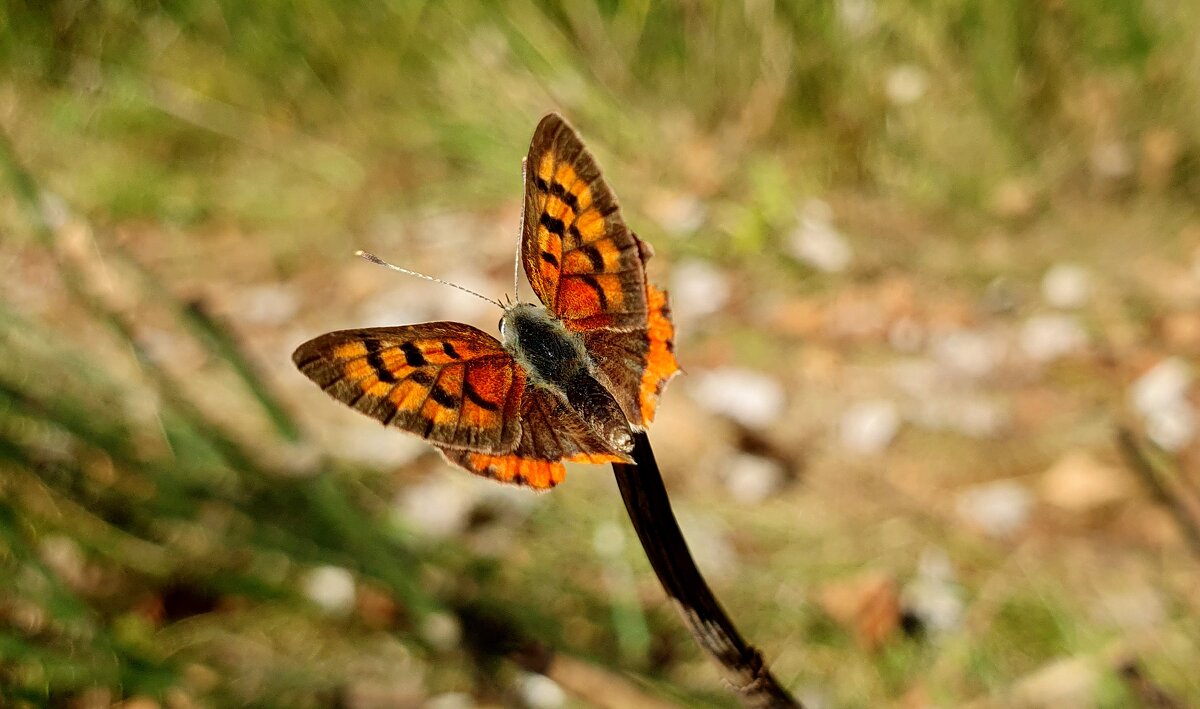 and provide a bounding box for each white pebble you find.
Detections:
[840,400,901,454]
[724,454,786,504]
[904,548,964,634]
[515,673,565,709]
[652,194,707,234]
[238,283,300,325]
[421,612,463,652]
[1145,402,1196,452]
[302,566,356,616]
[424,693,473,709]
[788,200,852,273]
[931,329,1005,378]
[885,64,928,105]
[395,479,476,539]
[333,422,428,468]
[837,0,875,36]
[670,258,731,322]
[1041,263,1092,310]
[1130,357,1192,417]
[592,521,626,558]
[956,481,1032,538]
[690,367,786,430]
[1091,141,1133,180]
[1019,314,1087,362]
